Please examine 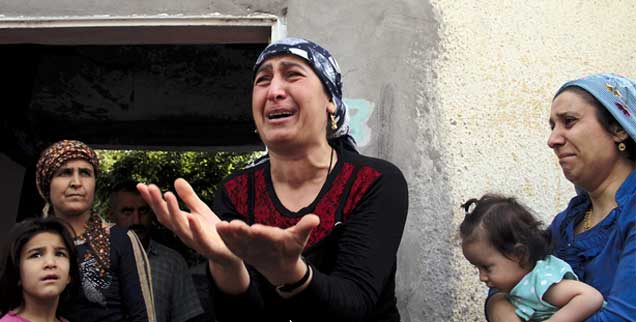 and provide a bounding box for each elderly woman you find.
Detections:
[138,38,409,322]
[36,140,154,322]
[488,74,636,321]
